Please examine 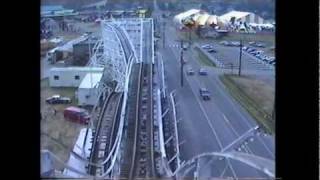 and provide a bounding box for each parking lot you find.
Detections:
[196,41,275,72]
